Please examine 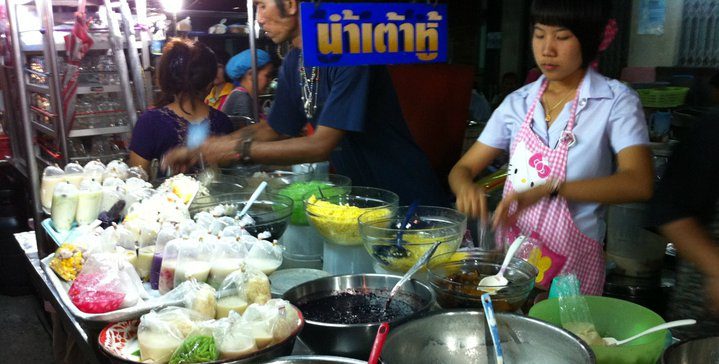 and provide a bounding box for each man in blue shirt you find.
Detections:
[164,0,446,206]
